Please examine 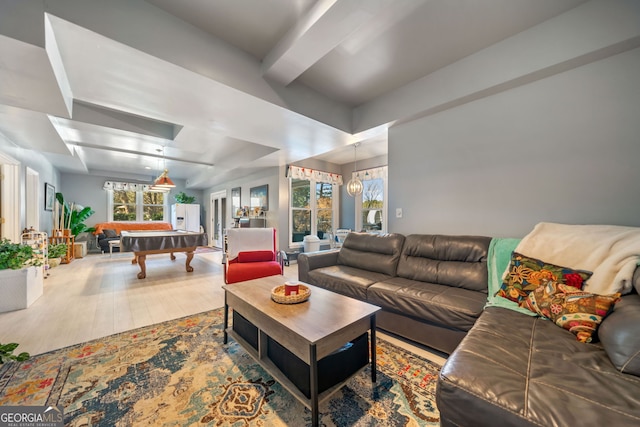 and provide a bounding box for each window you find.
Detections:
[105,182,168,222]
[316,182,333,238]
[291,179,311,243]
[287,166,341,247]
[143,191,165,220]
[355,166,387,233]
[113,190,136,221]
